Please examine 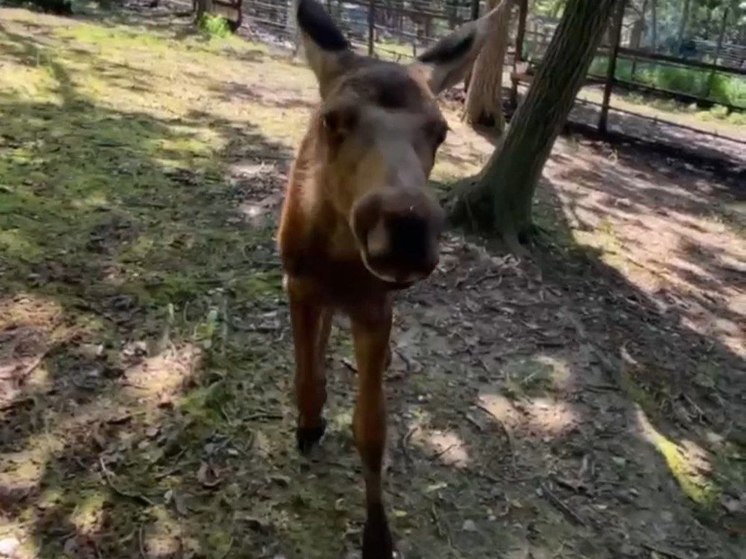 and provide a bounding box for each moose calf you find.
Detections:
[278,1,498,556]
